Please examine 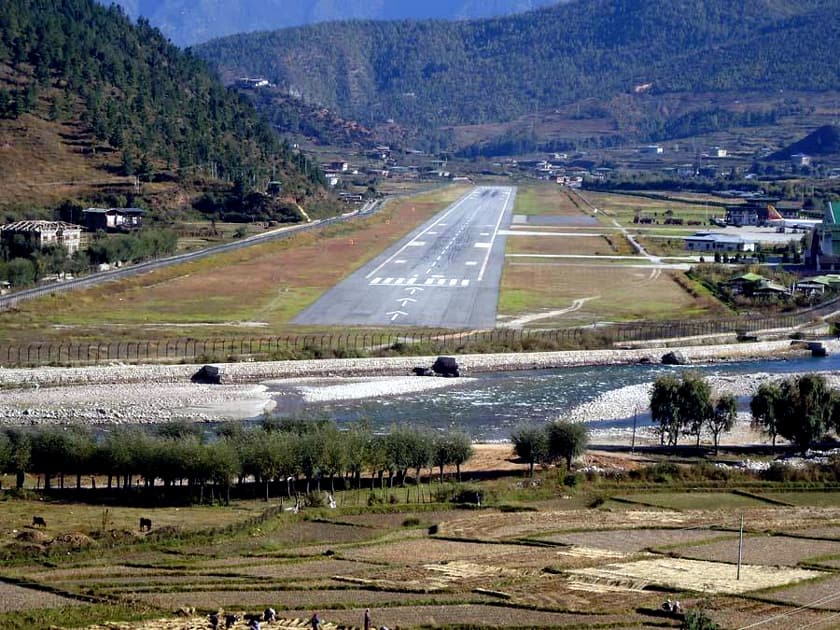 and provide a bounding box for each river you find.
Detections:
[263,353,840,441]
